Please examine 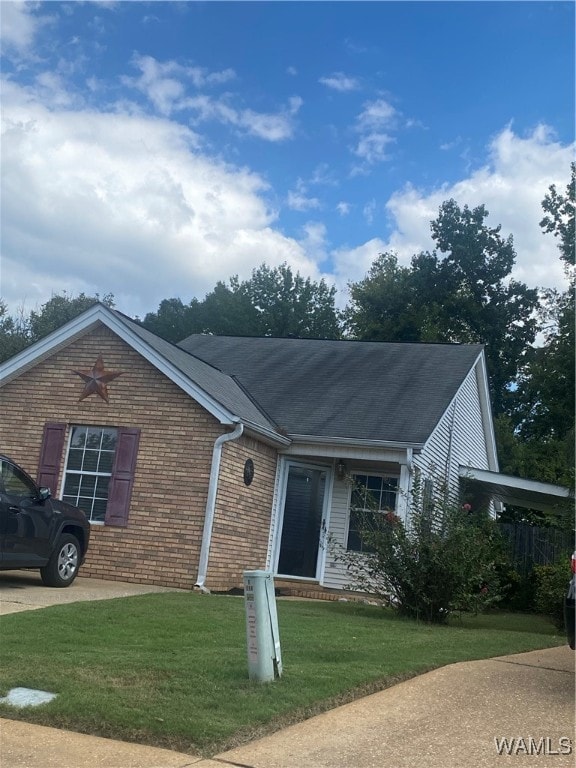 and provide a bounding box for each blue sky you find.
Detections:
[1,1,574,319]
